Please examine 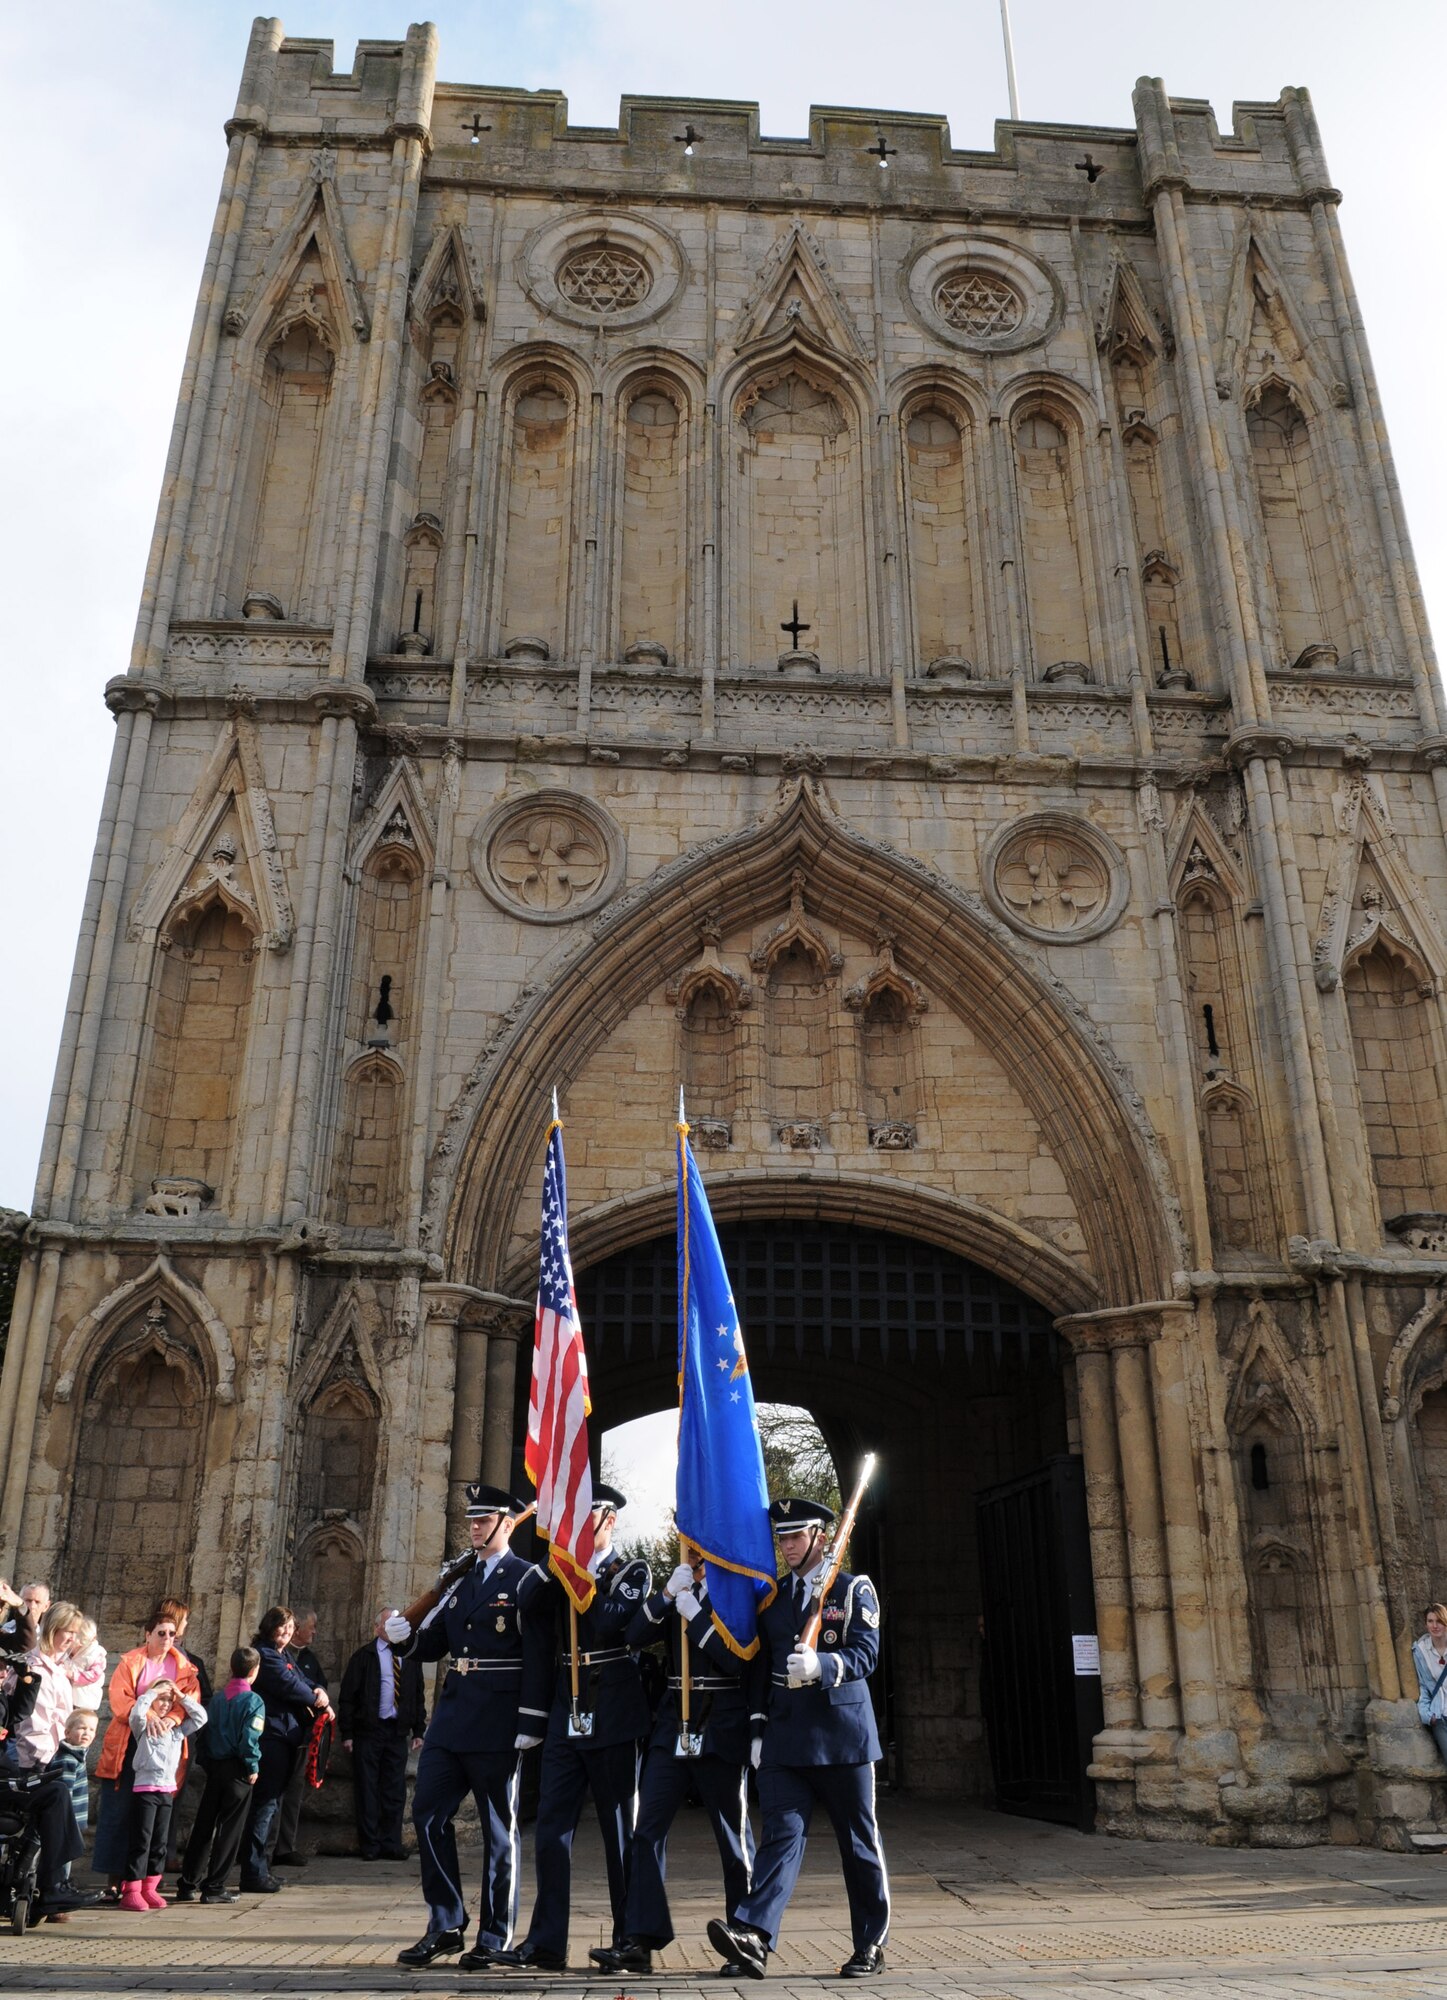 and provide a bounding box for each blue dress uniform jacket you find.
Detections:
[618,1584,753,1948]
[517,1553,652,1960]
[400,1549,552,1949]
[750,1570,882,1768]
[734,1568,890,1960]
[627,1586,752,1762]
[410,1550,553,1750]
